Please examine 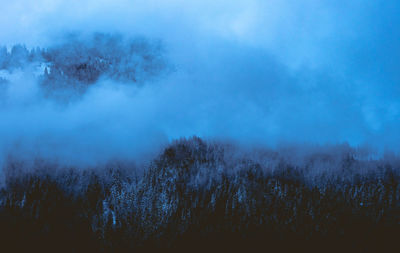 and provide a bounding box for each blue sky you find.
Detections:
[0,0,400,166]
